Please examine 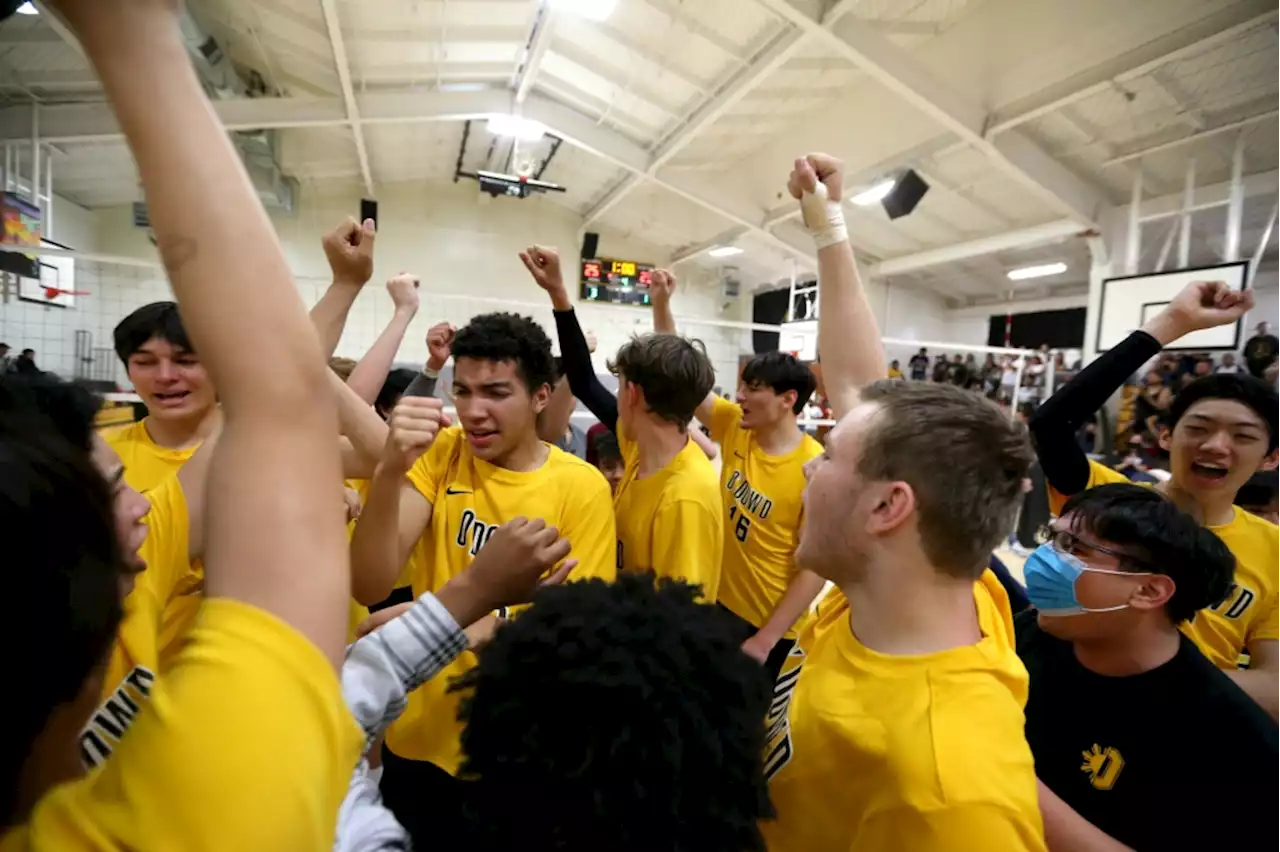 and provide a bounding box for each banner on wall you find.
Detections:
[0,191,40,280]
